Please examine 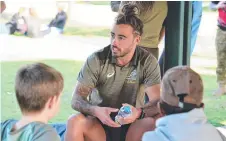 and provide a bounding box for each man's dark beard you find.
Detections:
[112,46,124,58]
[111,45,131,58]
